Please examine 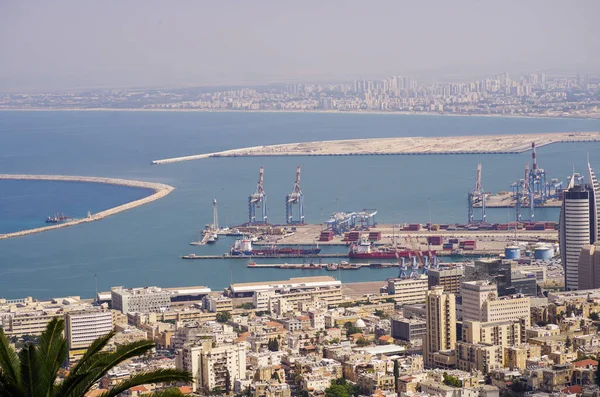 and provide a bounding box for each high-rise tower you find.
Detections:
[424,286,456,367]
[560,166,599,290]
